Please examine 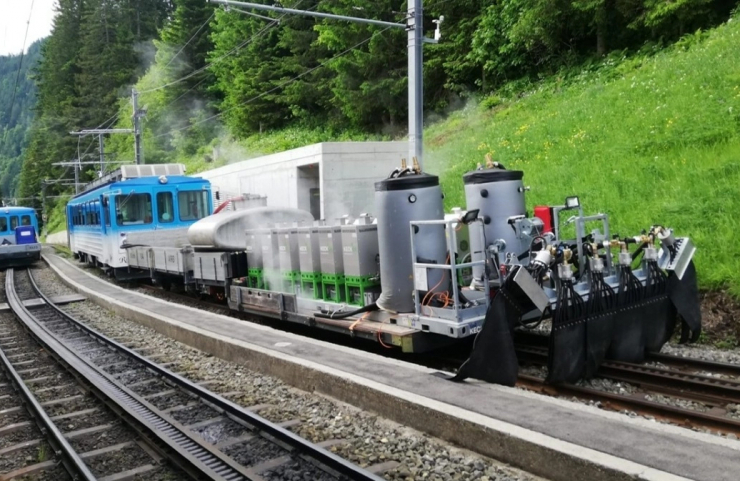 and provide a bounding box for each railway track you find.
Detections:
[89,267,740,438]
[514,343,740,436]
[1,268,388,481]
